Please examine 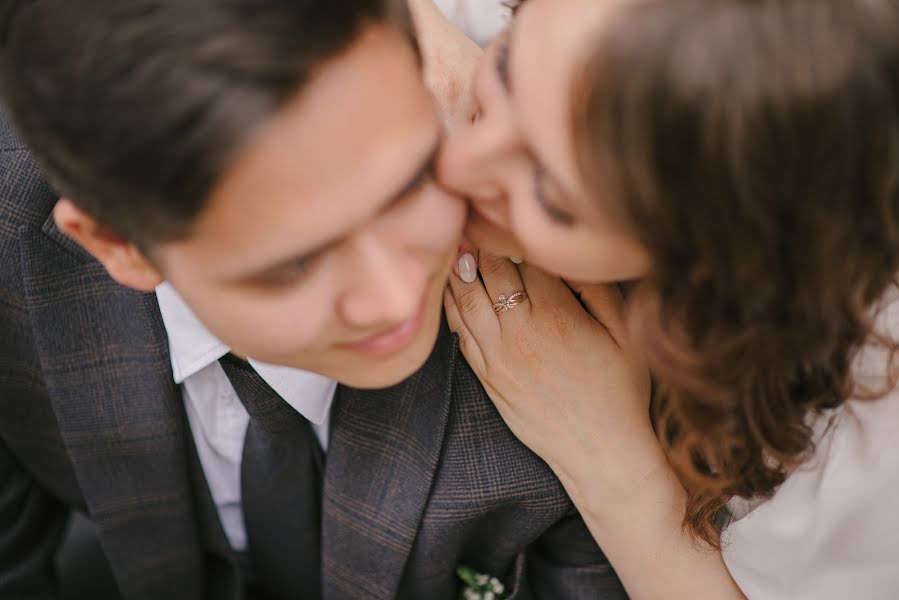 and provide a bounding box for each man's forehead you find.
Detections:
[171,25,440,278]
